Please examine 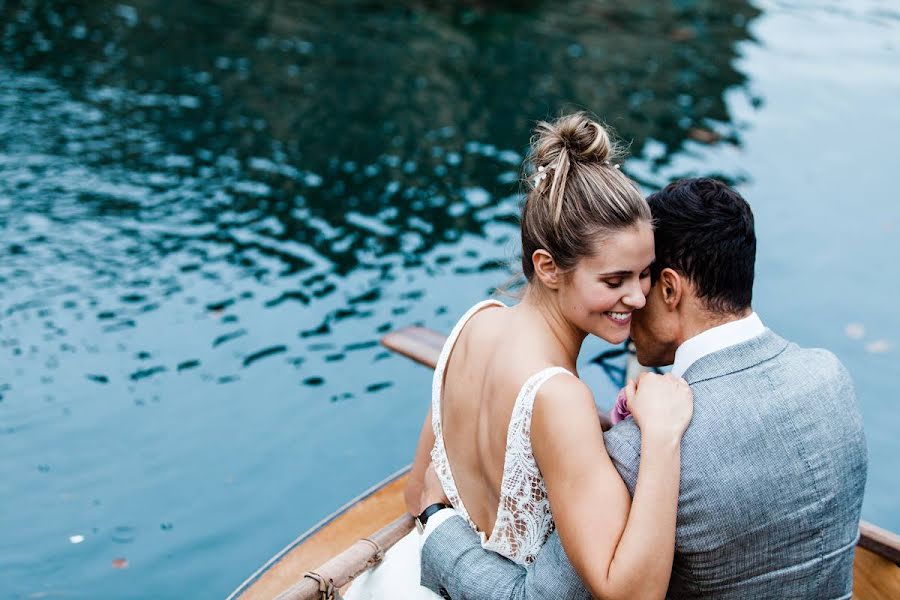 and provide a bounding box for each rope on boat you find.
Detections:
[302,571,344,600]
[360,537,385,565]
[273,515,414,600]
